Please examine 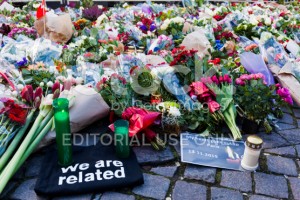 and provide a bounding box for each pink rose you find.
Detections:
[240,74,249,81]
[211,75,219,84]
